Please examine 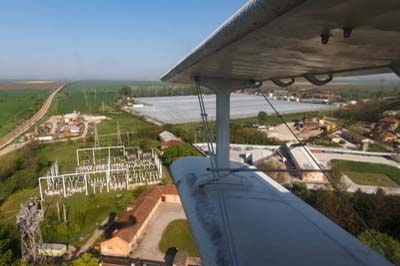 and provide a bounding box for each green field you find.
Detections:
[46,82,123,116]
[159,219,199,257]
[41,188,144,245]
[332,160,400,187]
[0,89,50,138]
[344,171,400,187]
